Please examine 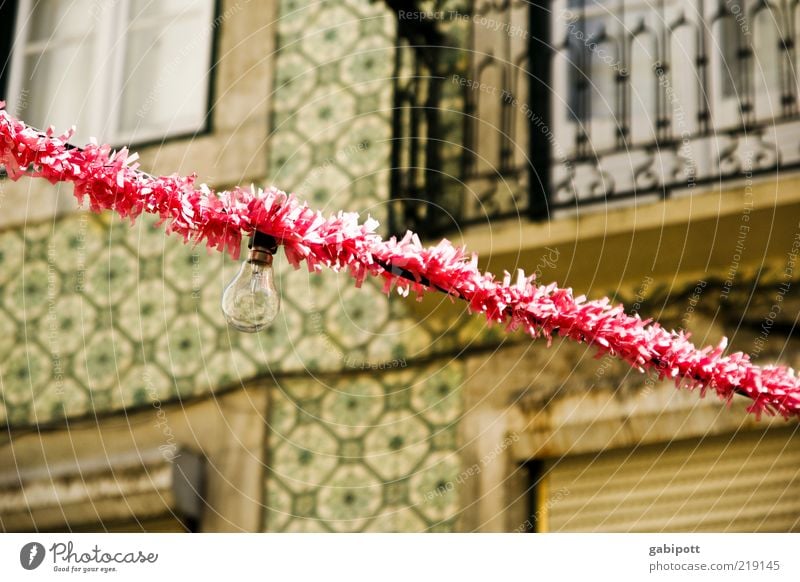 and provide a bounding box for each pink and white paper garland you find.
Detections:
[1,106,799,420]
